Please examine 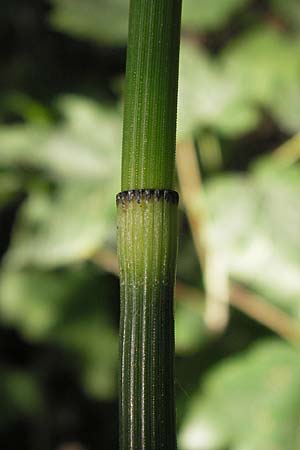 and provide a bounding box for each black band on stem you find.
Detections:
[116,189,179,206]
